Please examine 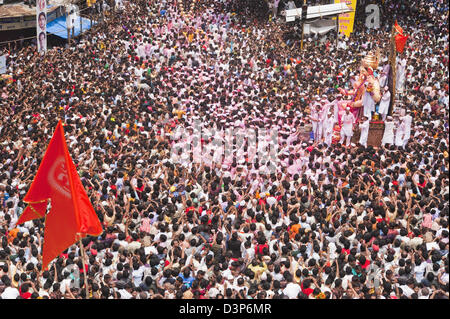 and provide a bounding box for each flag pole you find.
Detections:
[78,237,90,299]
[388,25,397,116]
